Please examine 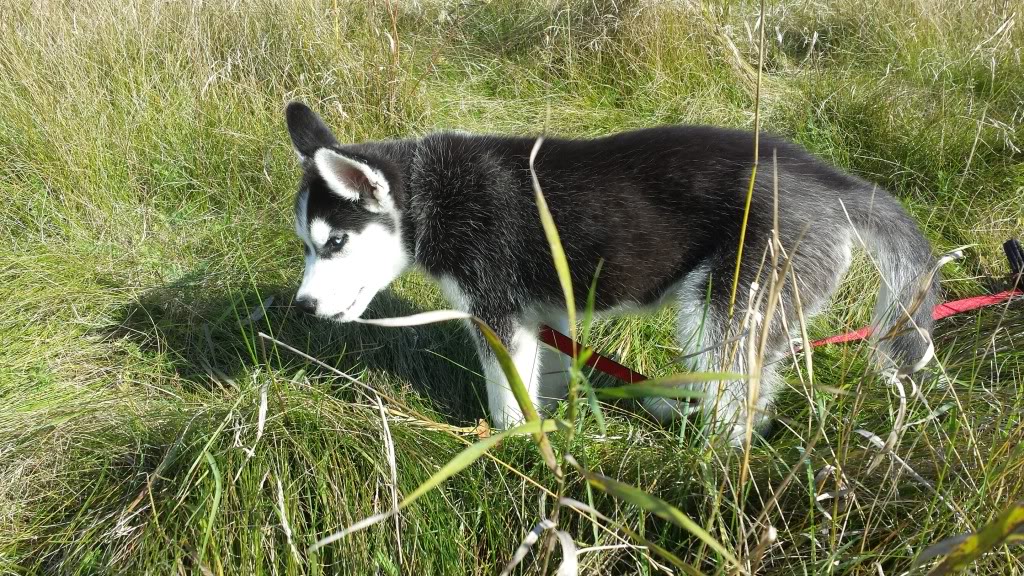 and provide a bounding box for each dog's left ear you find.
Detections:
[313,148,394,212]
[285,101,339,160]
